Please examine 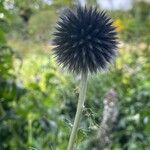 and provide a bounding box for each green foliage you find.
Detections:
[116,2,150,42]
[0,1,10,43]
[0,0,150,150]
[0,45,14,79]
[86,0,97,6]
[52,0,75,8]
[28,10,57,42]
